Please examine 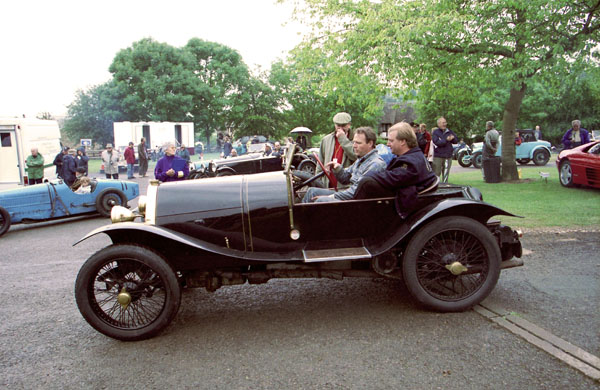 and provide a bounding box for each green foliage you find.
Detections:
[290,0,600,180]
[62,81,126,147]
